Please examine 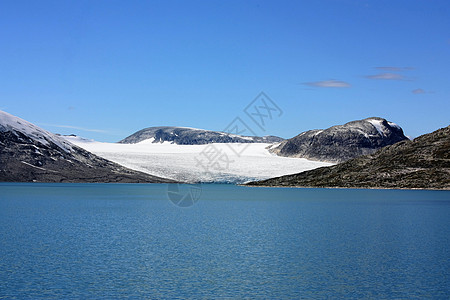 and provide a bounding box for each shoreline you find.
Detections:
[241,184,450,191]
[1,181,449,191]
